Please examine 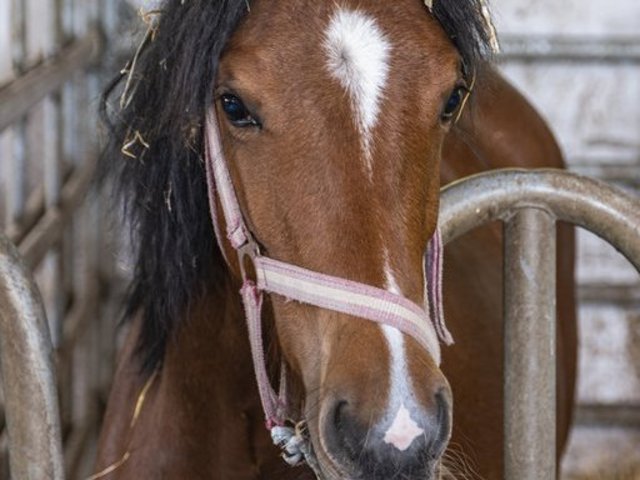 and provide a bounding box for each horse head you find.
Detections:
[104,0,495,478]
[210,1,493,478]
